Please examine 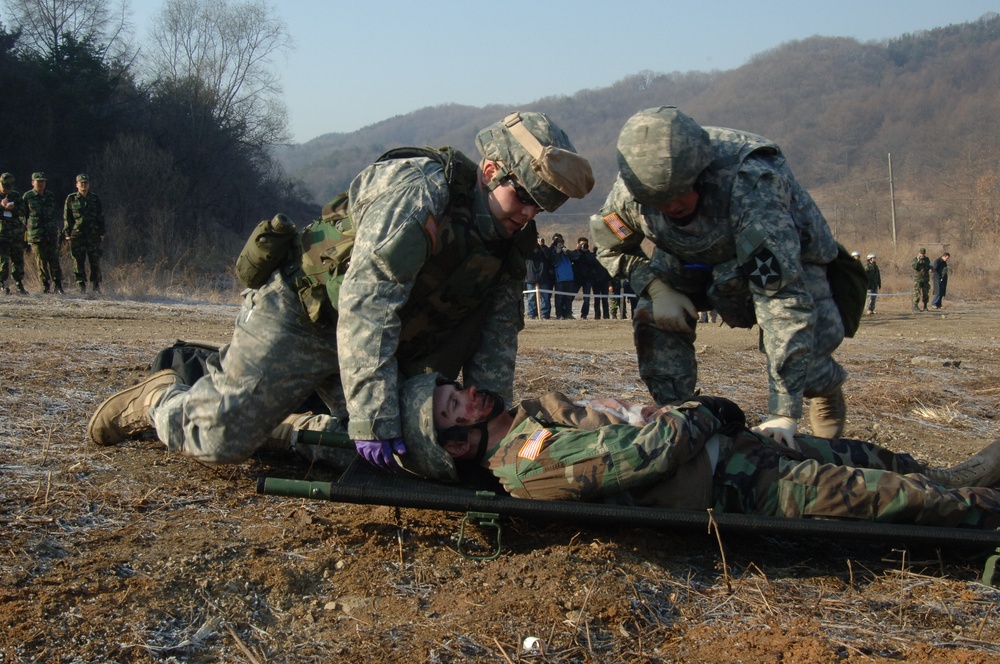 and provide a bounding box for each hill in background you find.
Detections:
[276,14,1000,288]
